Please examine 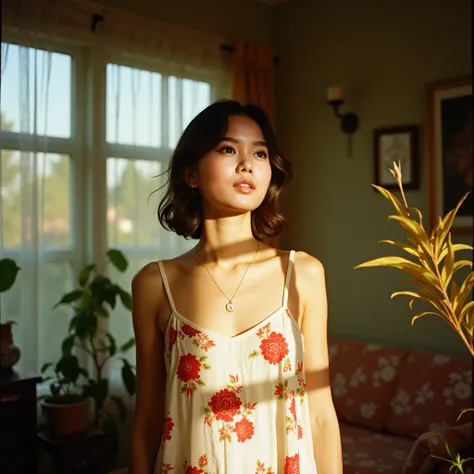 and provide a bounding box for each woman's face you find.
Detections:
[192,115,272,217]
